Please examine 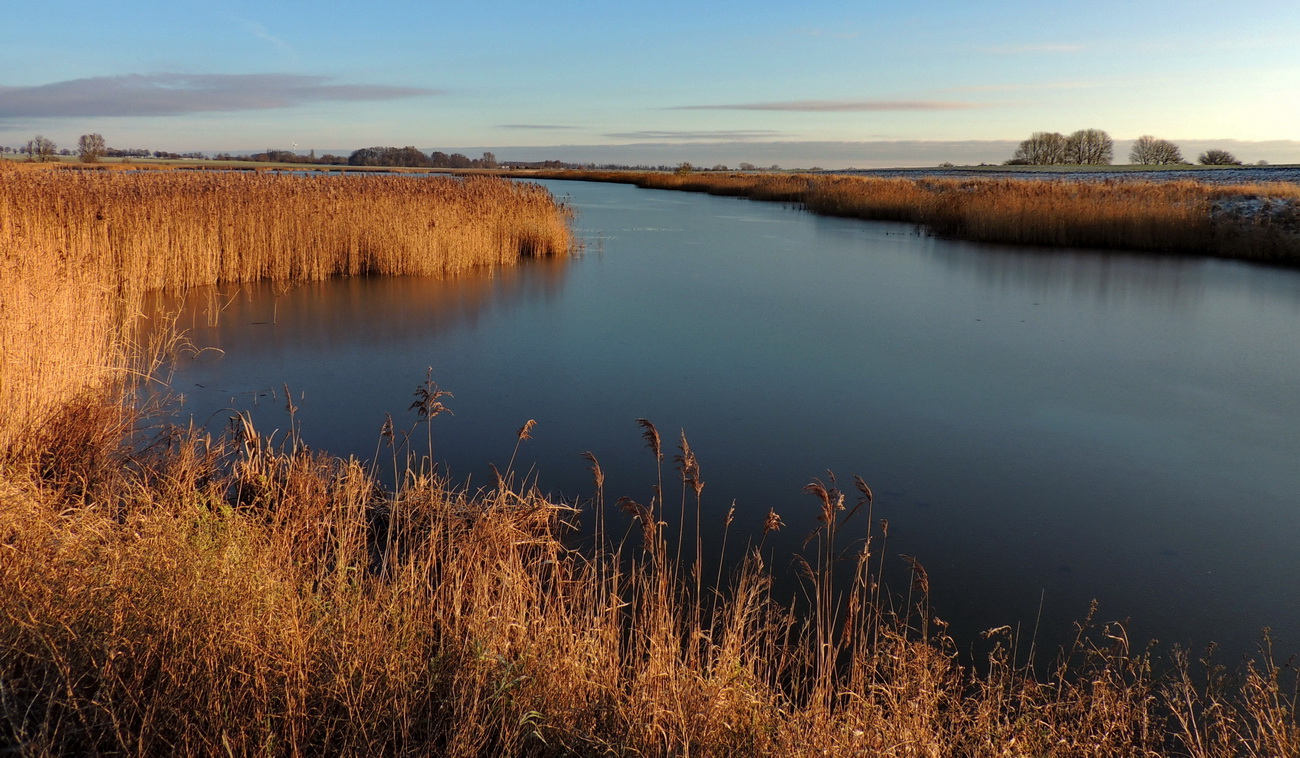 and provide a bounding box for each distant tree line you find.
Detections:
[1006,130,1251,167]
[0,136,574,169]
[217,149,351,165]
[343,147,499,169]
